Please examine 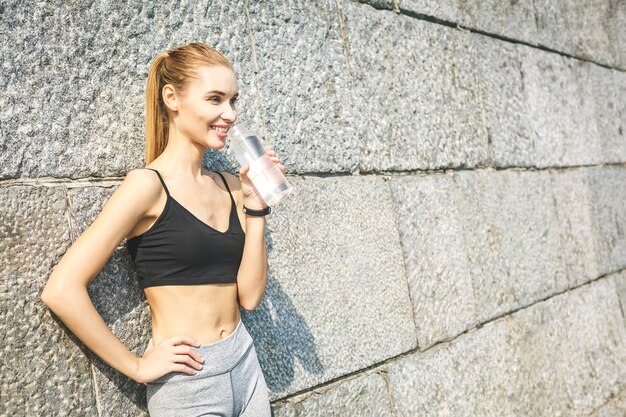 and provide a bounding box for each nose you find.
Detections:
[221,102,237,123]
